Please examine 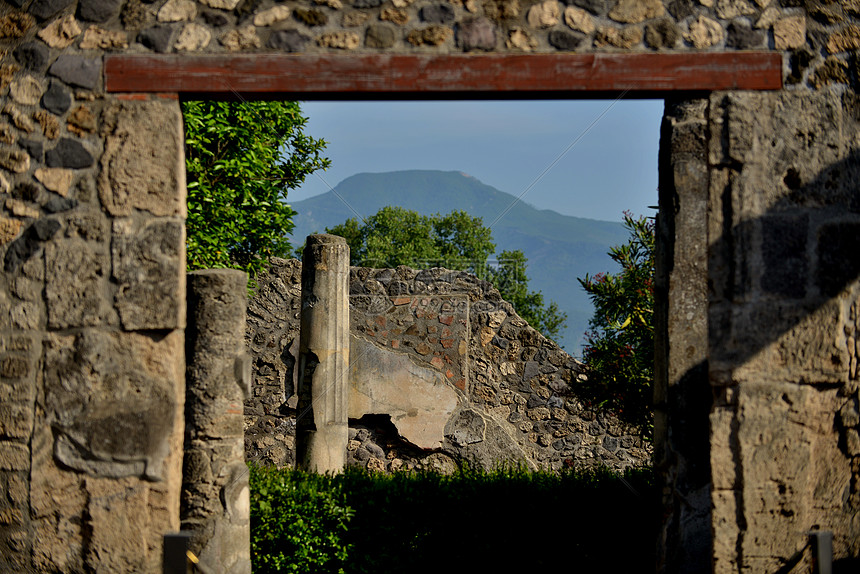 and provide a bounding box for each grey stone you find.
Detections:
[28,0,75,20]
[548,29,583,50]
[4,219,61,273]
[78,0,122,22]
[725,20,765,49]
[46,138,94,169]
[817,222,860,297]
[13,42,50,73]
[42,80,72,115]
[420,4,455,23]
[365,25,396,49]
[458,17,496,51]
[761,214,808,299]
[48,55,102,89]
[446,409,486,446]
[138,25,175,52]
[353,0,382,7]
[113,219,184,330]
[43,196,78,213]
[267,29,311,52]
[19,139,43,162]
[201,11,230,27]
